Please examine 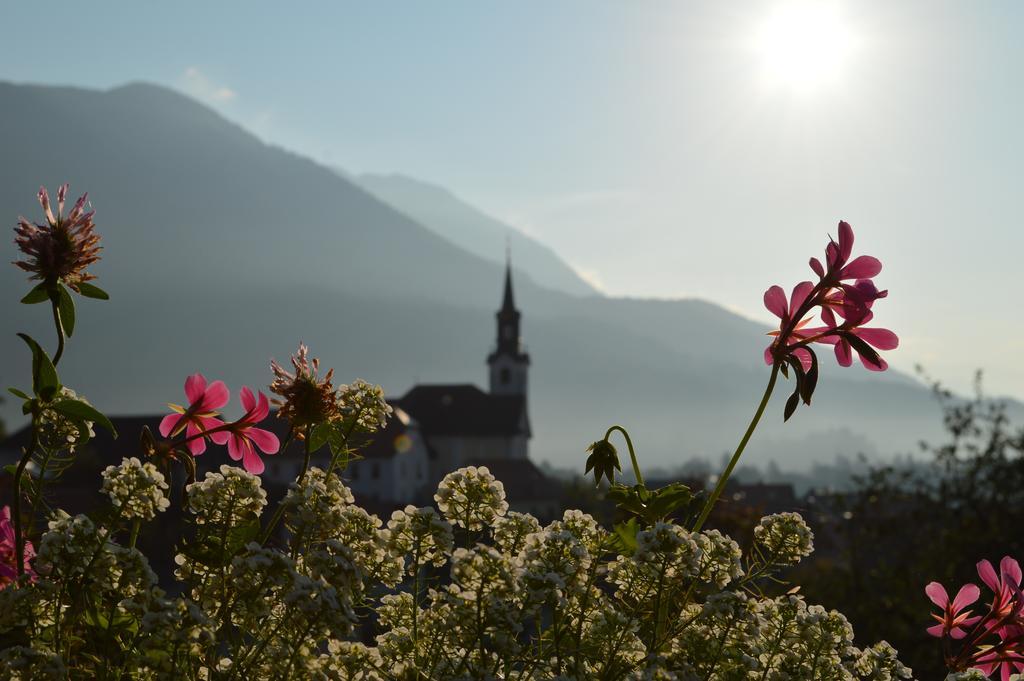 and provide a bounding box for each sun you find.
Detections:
[753,2,858,91]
